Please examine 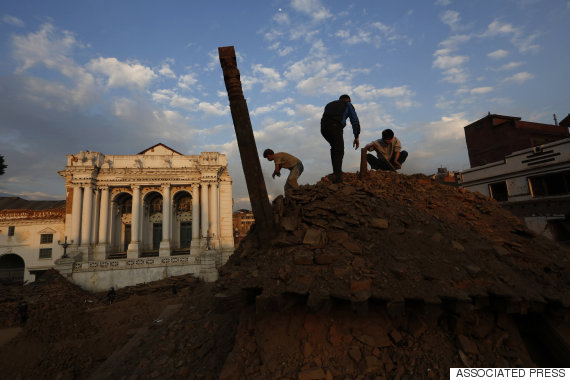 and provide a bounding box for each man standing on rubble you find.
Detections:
[321,94,361,183]
[364,129,408,171]
[263,149,304,194]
